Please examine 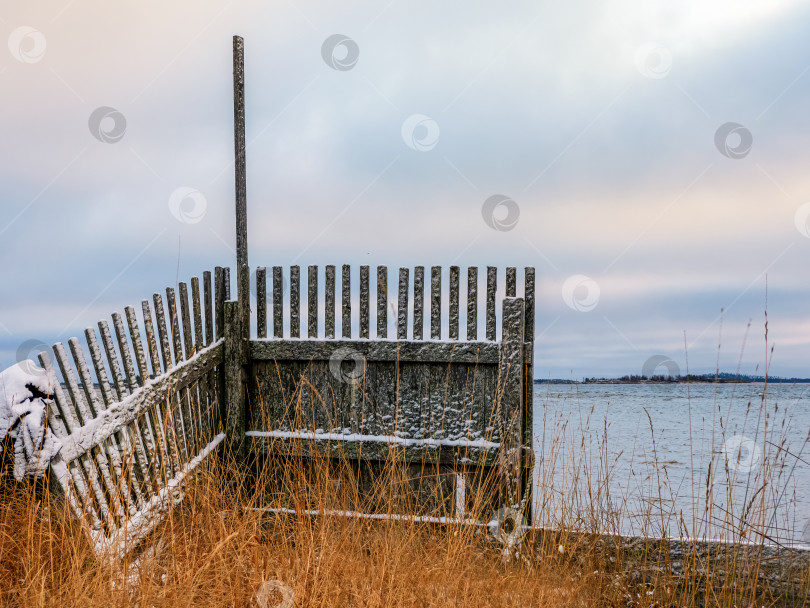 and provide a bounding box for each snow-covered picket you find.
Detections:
[0,360,60,480]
